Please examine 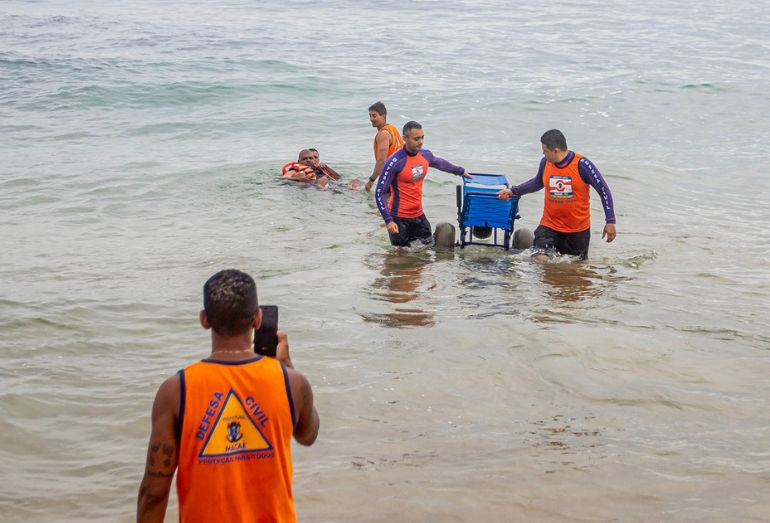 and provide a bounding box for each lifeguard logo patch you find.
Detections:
[198,389,273,459]
[410,165,425,180]
[549,176,573,198]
